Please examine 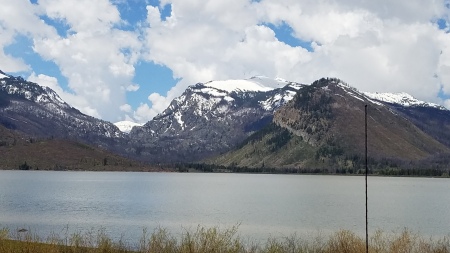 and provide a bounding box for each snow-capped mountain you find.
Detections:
[213,77,450,170]
[129,77,304,162]
[1,73,72,111]
[319,78,448,111]
[363,92,446,110]
[128,76,450,163]
[3,68,450,167]
[0,71,125,149]
[114,121,143,133]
